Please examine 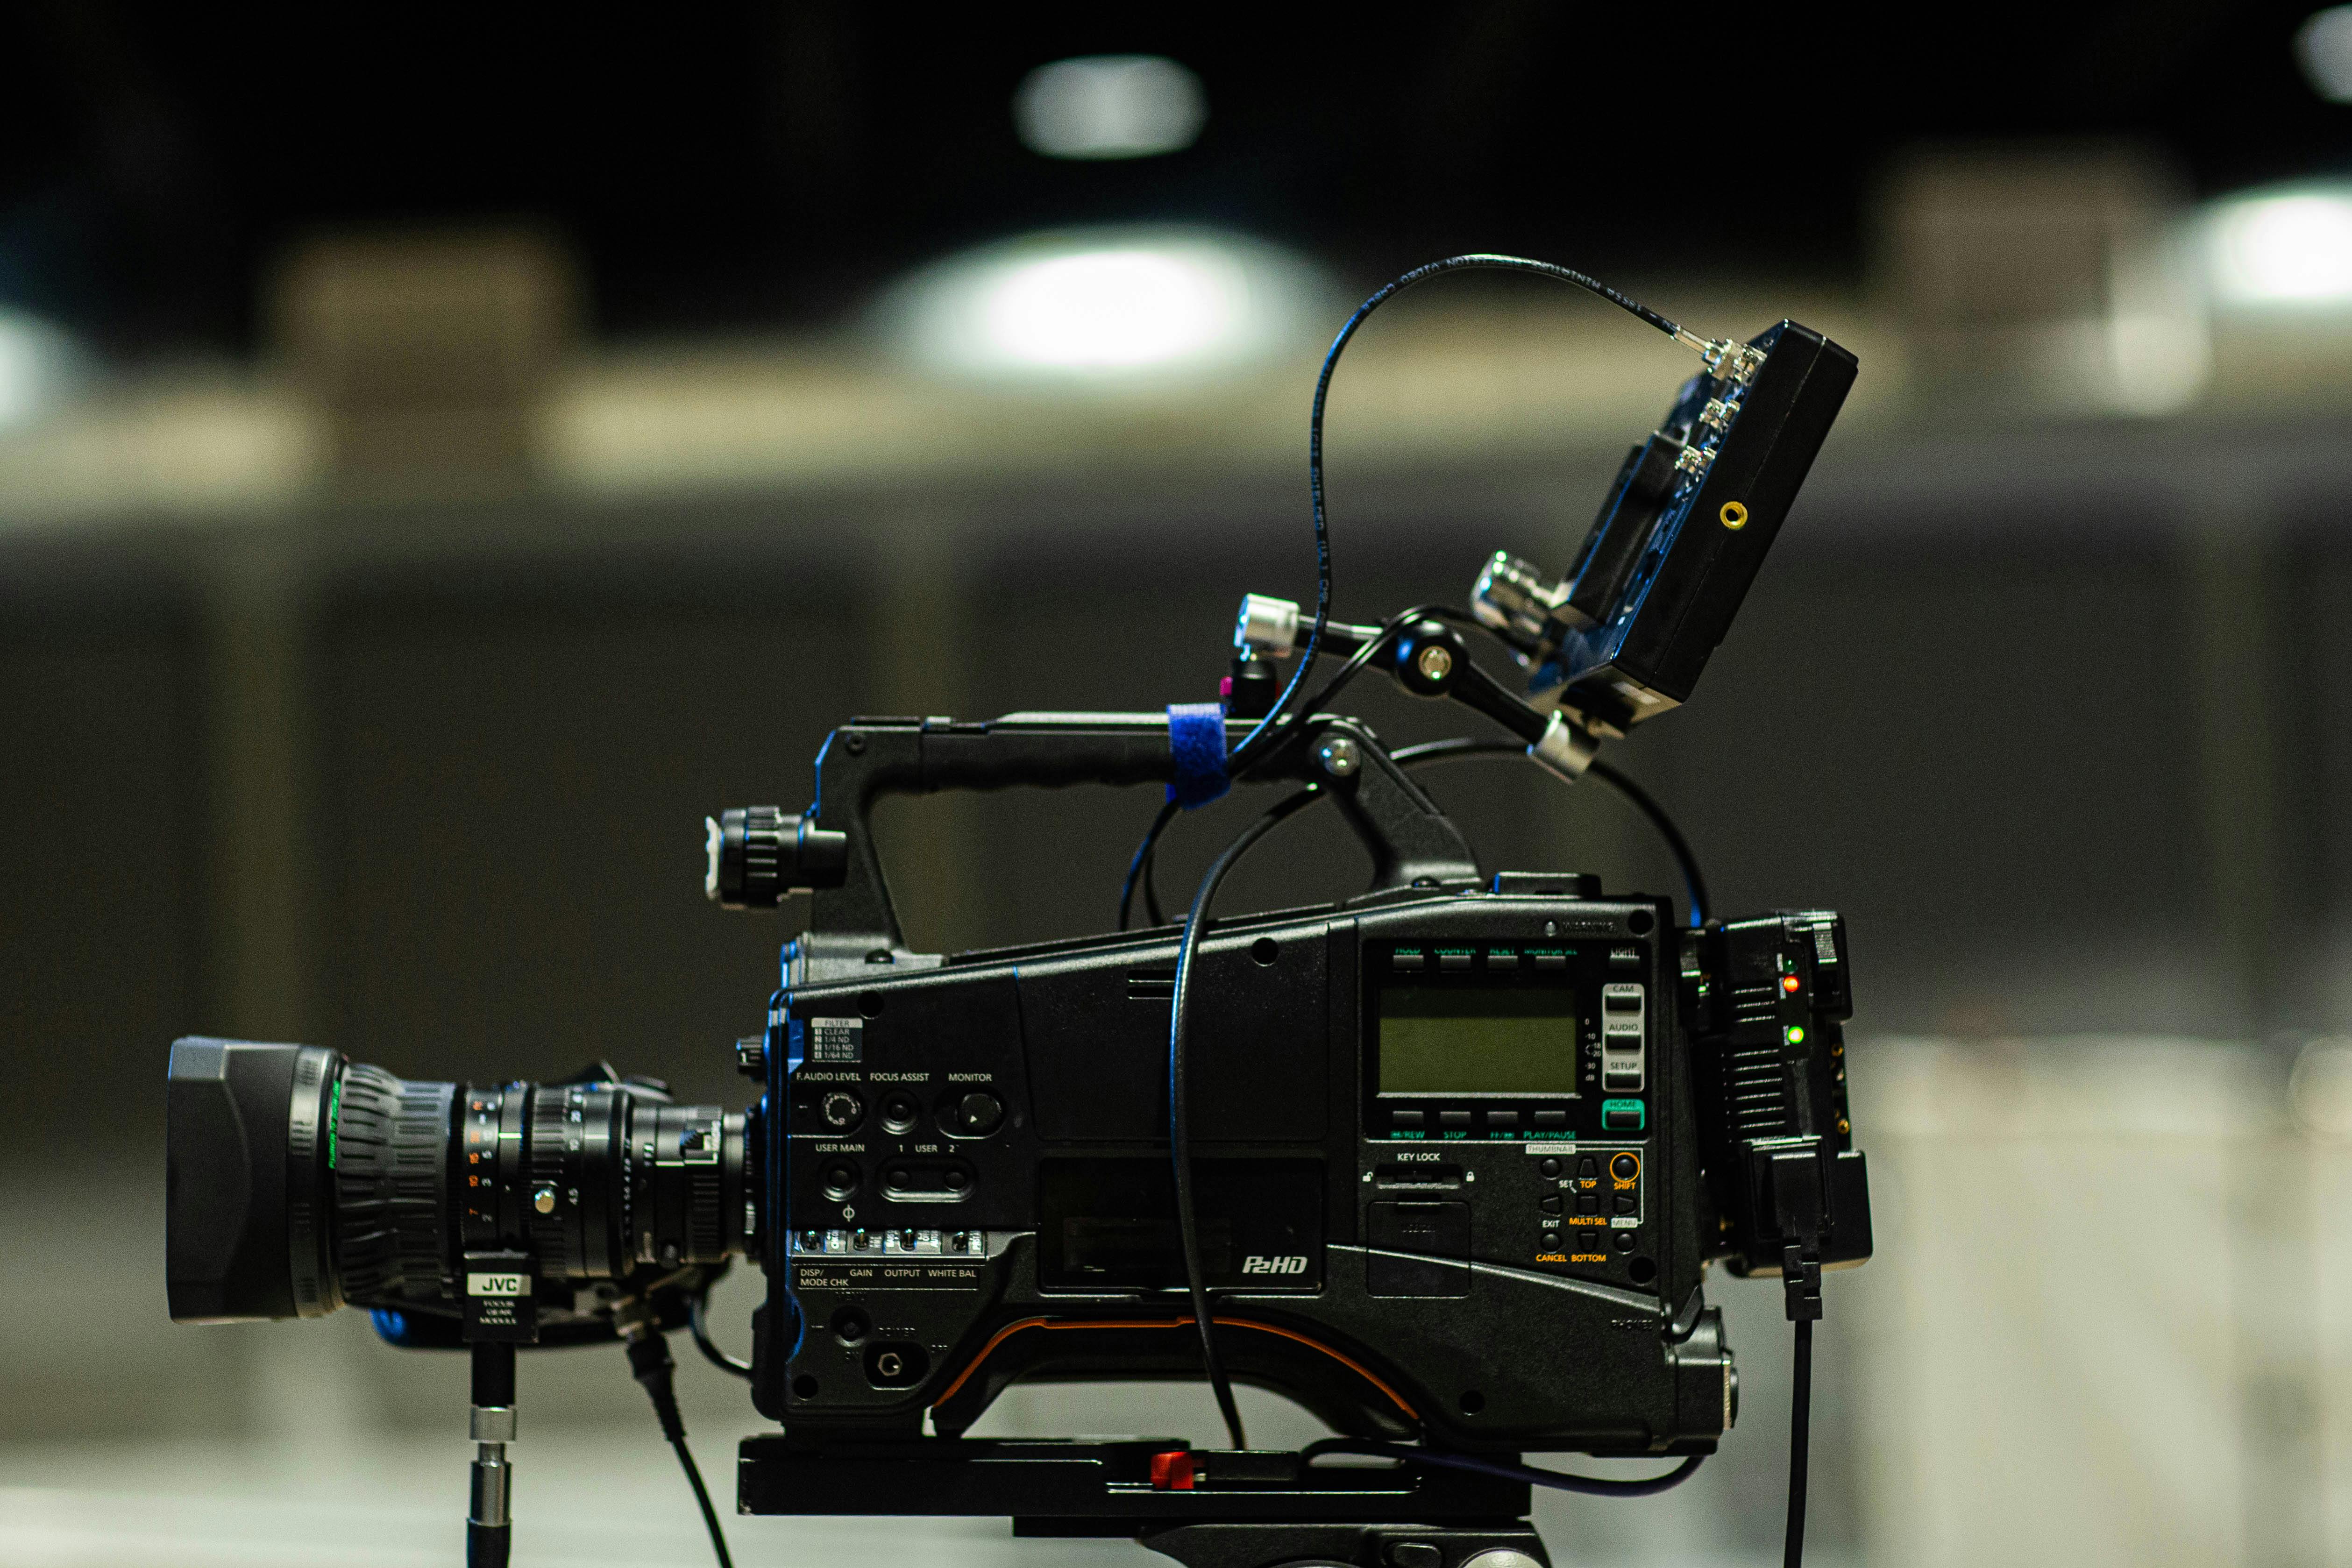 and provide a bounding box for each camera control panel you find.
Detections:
[1359,924,1667,1296]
